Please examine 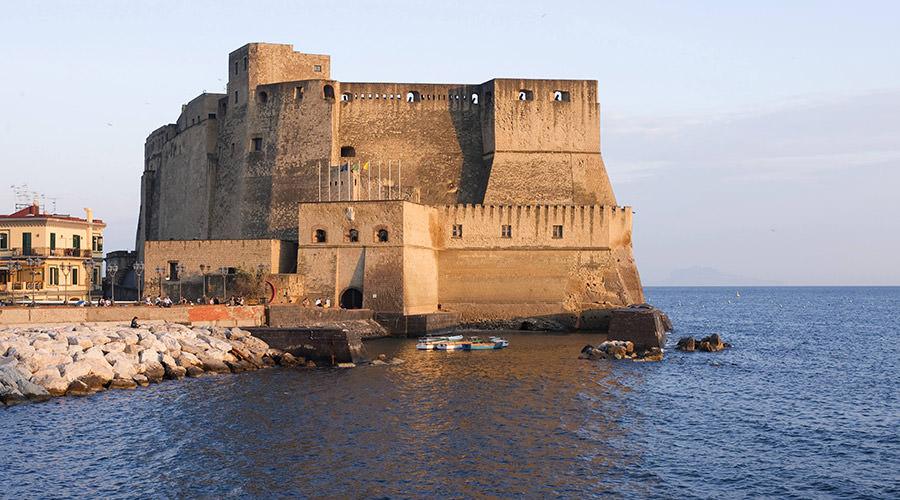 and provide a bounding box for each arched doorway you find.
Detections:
[340,288,363,309]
